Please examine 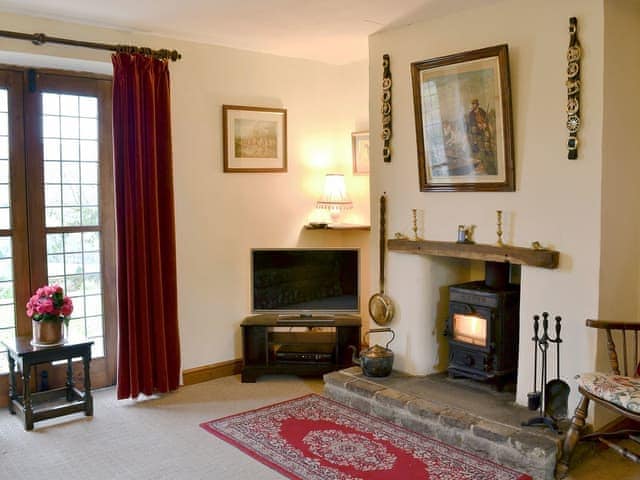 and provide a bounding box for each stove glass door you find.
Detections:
[453,313,488,347]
